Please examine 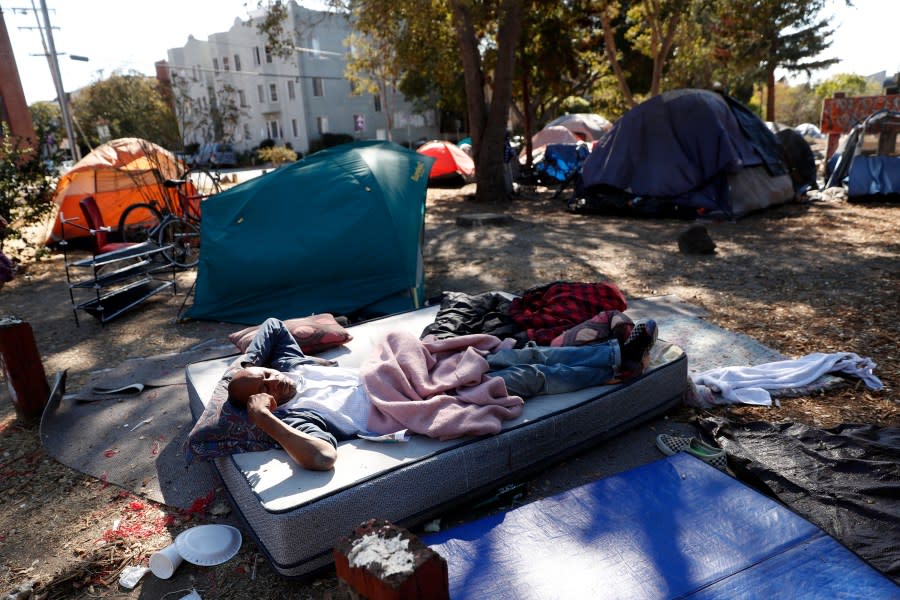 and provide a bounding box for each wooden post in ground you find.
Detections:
[333,519,449,600]
[0,318,50,422]
[825,92,846,163]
